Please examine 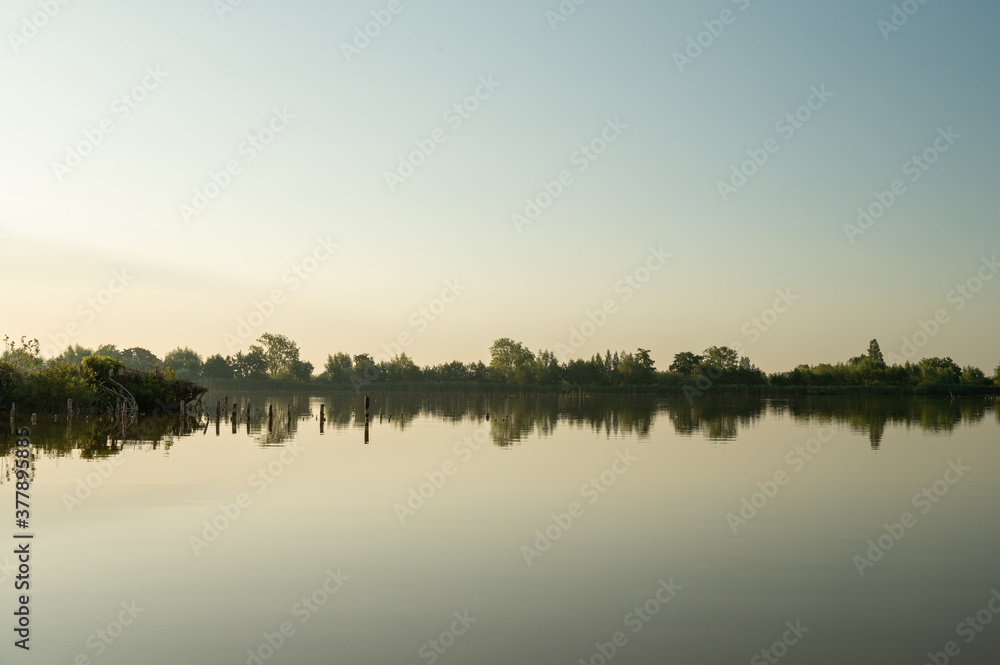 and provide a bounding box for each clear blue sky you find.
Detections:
[2,0,998,372]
